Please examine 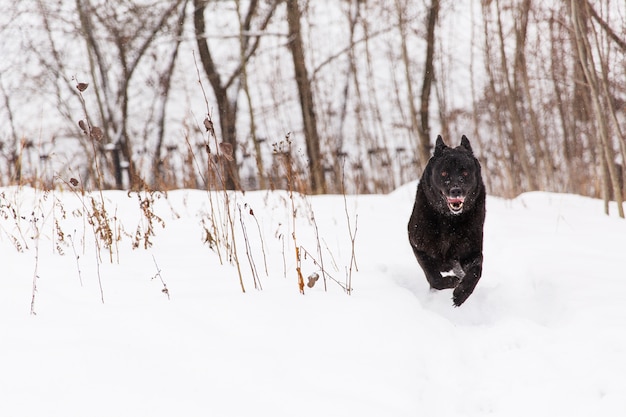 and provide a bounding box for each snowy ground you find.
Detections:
[1,183,626,416]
